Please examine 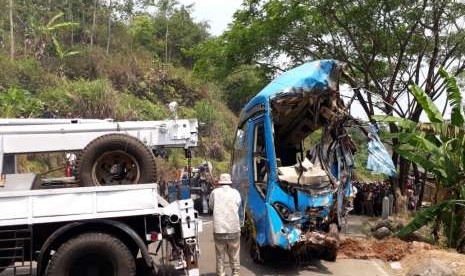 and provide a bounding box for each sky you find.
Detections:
[178,0,243,36]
